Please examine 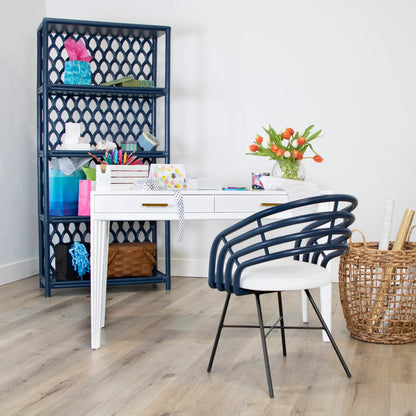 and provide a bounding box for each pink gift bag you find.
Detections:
[78,180,92,216]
